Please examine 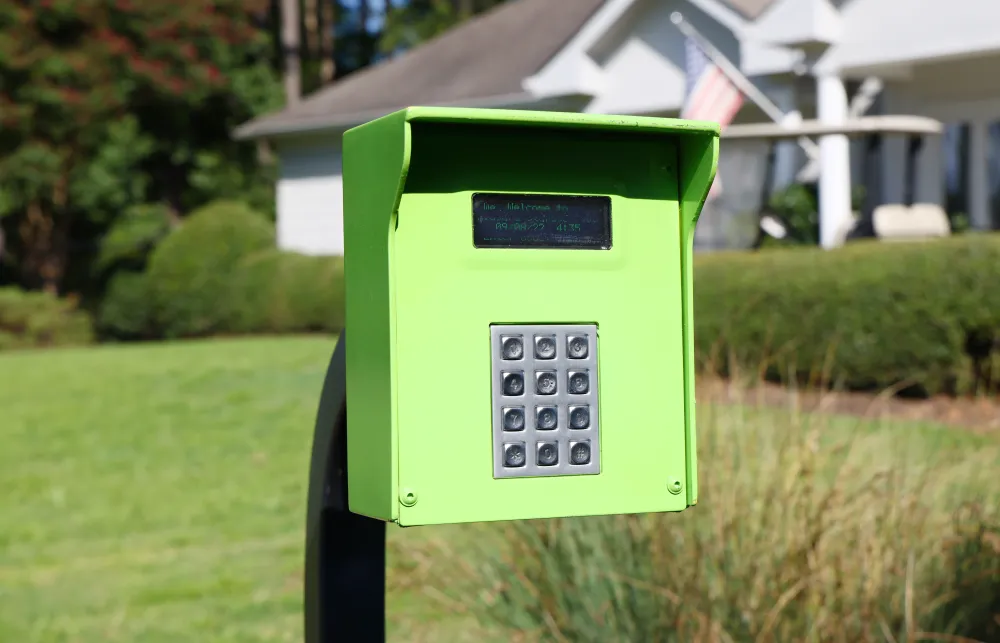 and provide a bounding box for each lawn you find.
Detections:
[1,337,996,642]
